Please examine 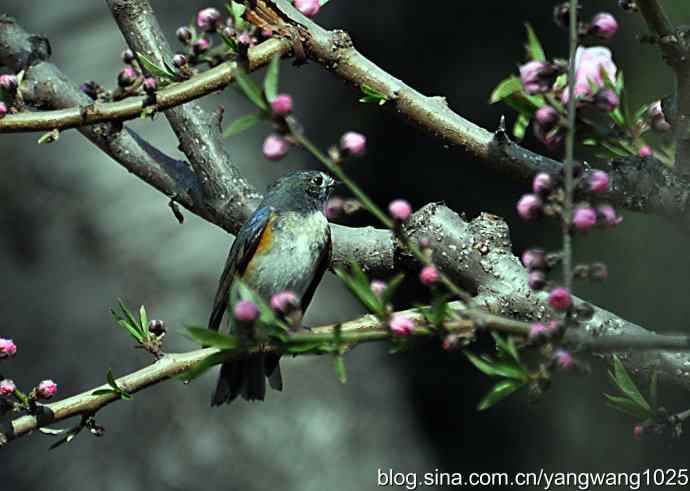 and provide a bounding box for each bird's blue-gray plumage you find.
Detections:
[209,170,334,405]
